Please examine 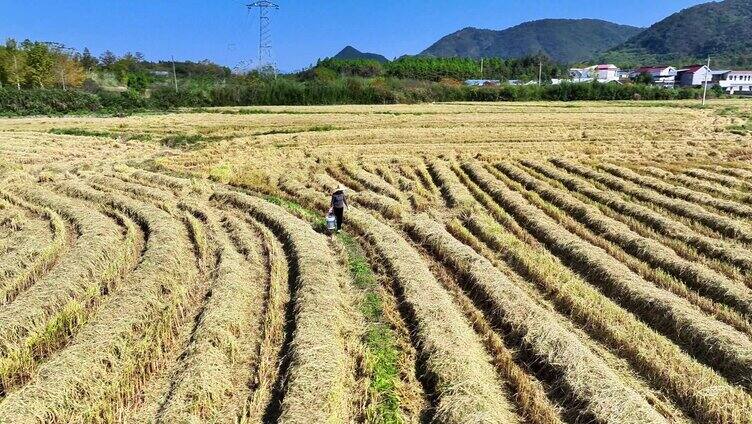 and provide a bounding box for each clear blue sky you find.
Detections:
[0,0,709,72]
